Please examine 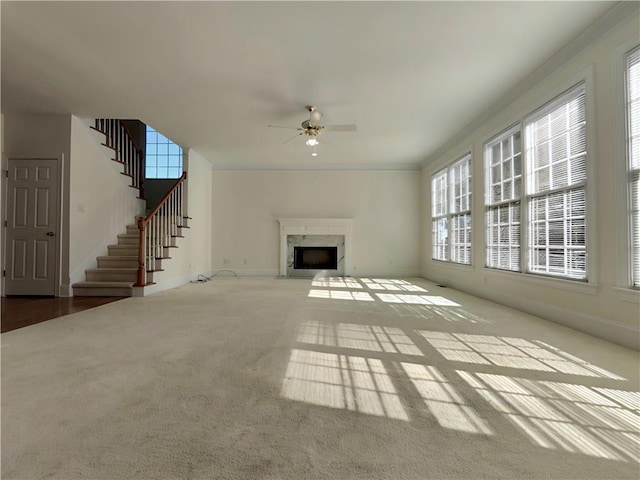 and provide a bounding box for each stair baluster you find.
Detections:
[94,119,145,199]
[137,172,187,286]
